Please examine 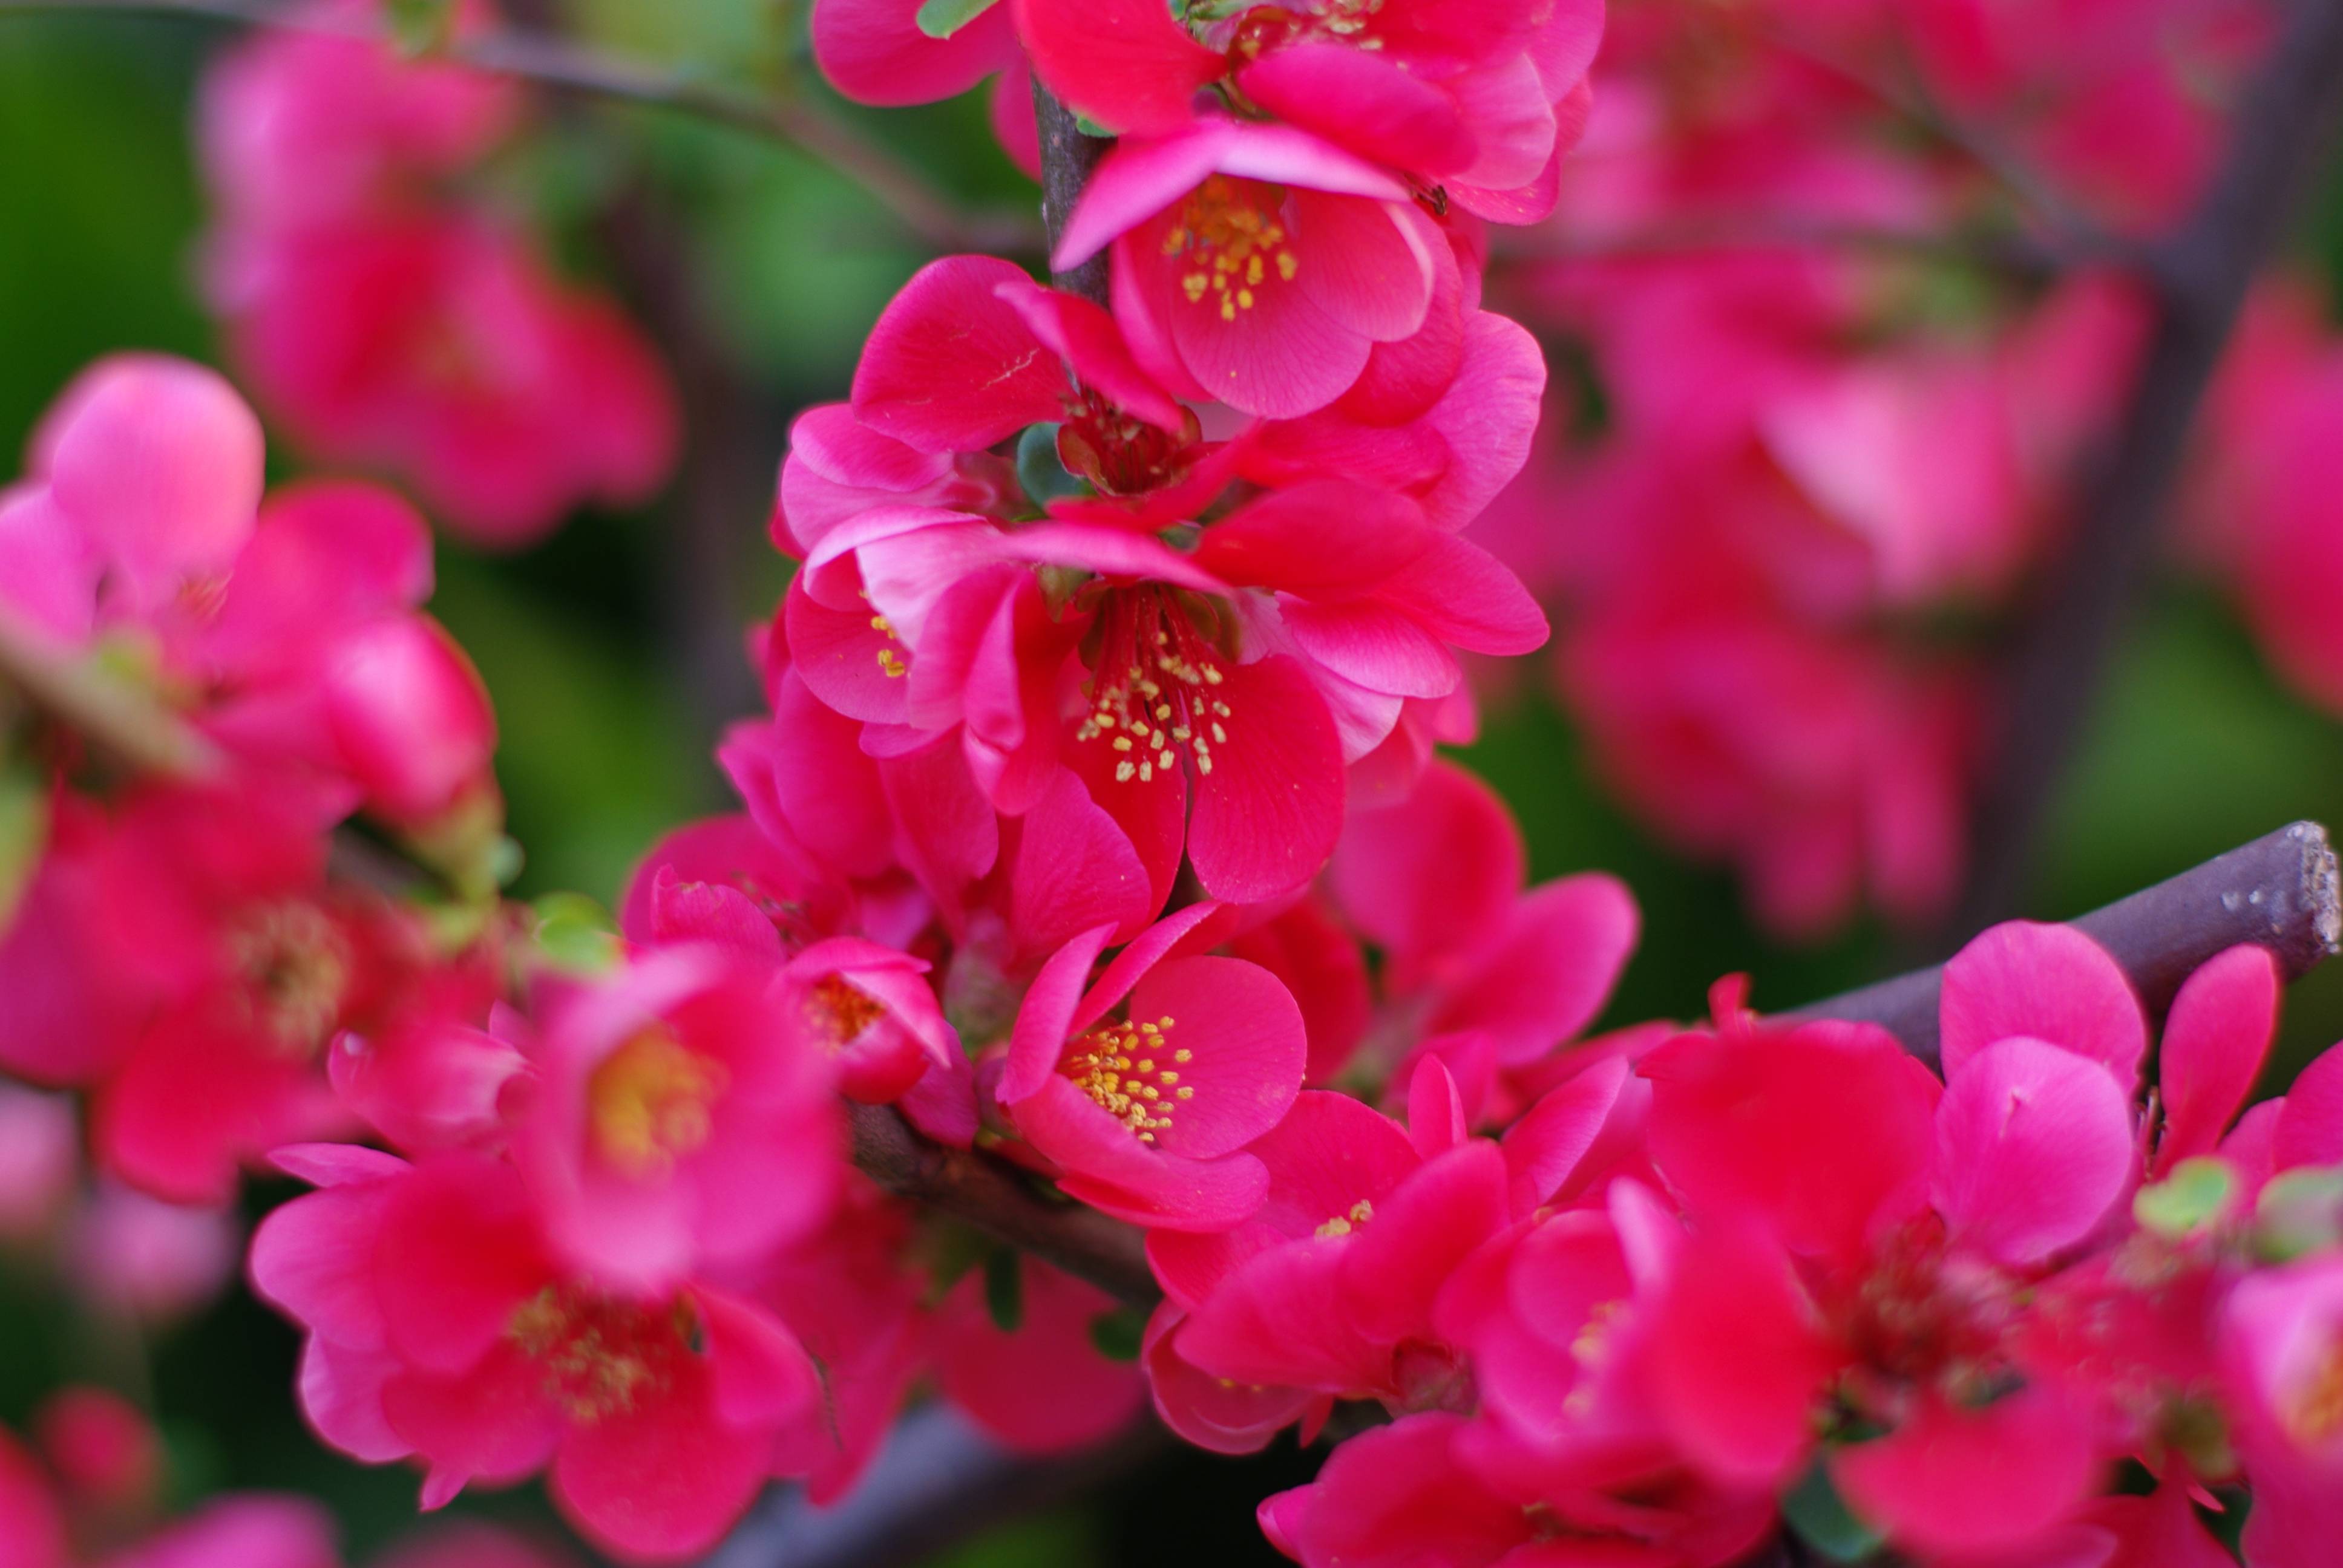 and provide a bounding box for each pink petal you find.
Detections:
[1339,1140,1510,1344]
[1502,1056,1632,1214]
[1830,1388,2102,1557]
[1015,1075,1268,1230]
[1417,312,1548,531]
[1286,599,1462,699]
[851,255,1065,452]
[934,1258,1145,1451]
[373,1158,551,1375]
[1446,54,1558,192]
[2276,1040,2343,1171]
[1645,1223,1836,1489]
[1001,922,1116,1104]
[811,0,1020,106]
[1936,1036,2135,1267]
[1150,218,1374,419]
[1430,875,1638,1065]
[1070,900,1228,1036]
[549,1365,770,1563]
[1330,757,1524,982]
[1237,45,1477,178]
[1187,654,1345,903]
[1196,480,1435,593]
[1006,769,1157,962]
[1133,955,1306,1159]
[40,354,263,608]
[1178,1236,1395,1394]
[698,1287,821,1428]
[2156,944,2279,1169]
[1407,1055,1471,1160]
[1011,0,1224,137]
[1940,922,2148,1087]
[992,274,1188,433]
